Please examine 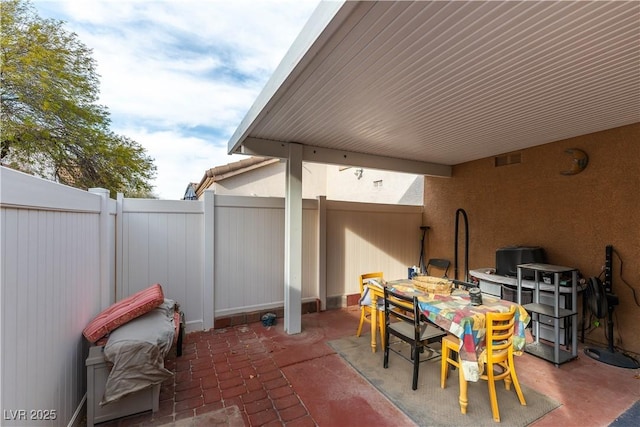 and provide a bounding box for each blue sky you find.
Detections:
[33,0,321,199]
